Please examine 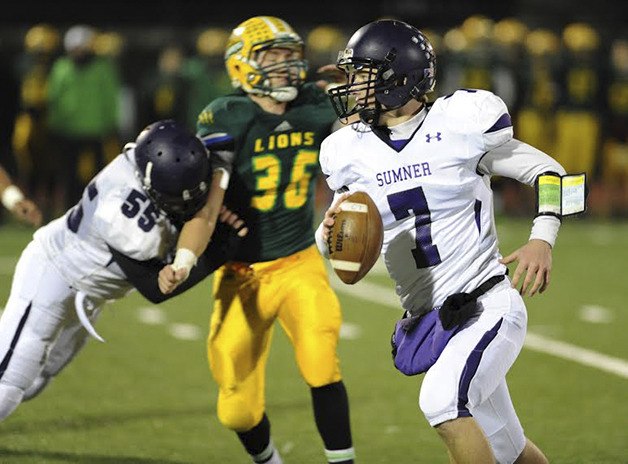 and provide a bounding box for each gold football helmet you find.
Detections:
[24,24,61,55]
[563,22,600,52]
[225,16,307,102]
